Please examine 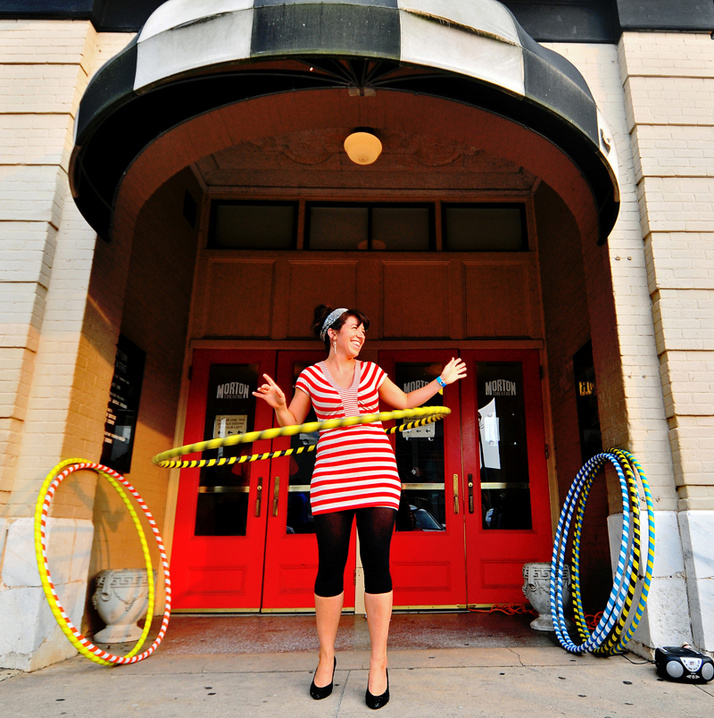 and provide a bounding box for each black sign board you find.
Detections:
[101,335,145,474]
[573,340,602,463]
